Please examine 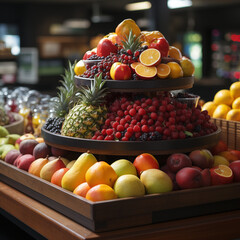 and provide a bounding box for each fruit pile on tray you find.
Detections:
[74,19,195,81]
